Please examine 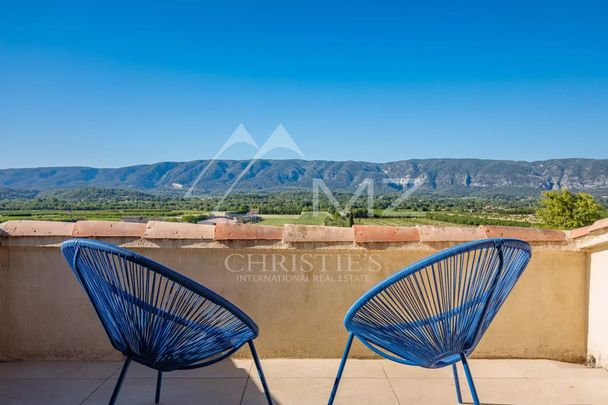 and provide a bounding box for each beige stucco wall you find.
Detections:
[0,244,8,360]
[588,247,608,368]
[0,238,588,362]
